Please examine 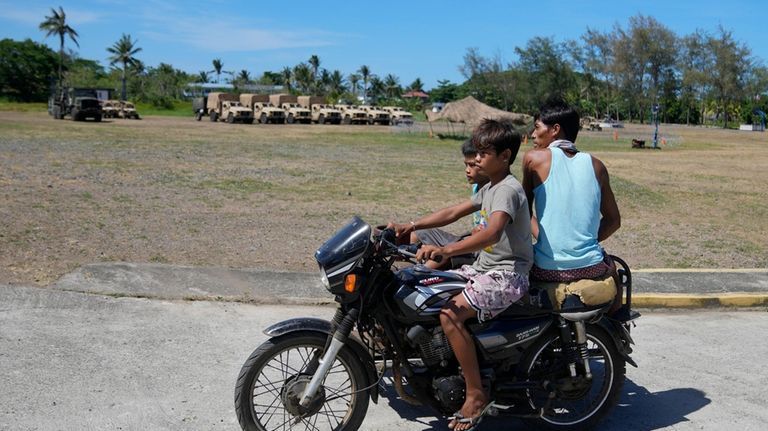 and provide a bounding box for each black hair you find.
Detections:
[535,95,580,142]
[460,138,477,157]
[471,118,521,166]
